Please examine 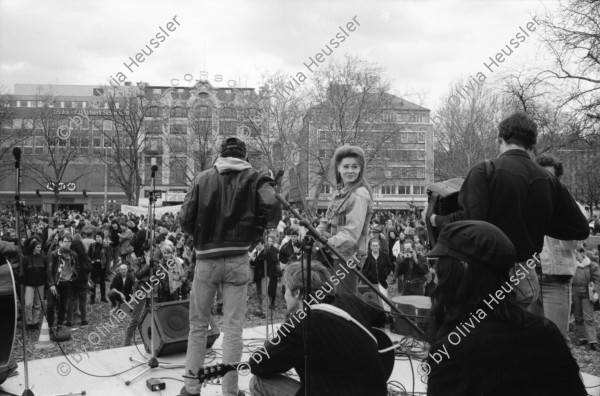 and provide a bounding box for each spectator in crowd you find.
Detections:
[19,238,47,330]
[250,237,279,316]
[536,154,580,340]
[395,246,428,296]
[279,229,301,270]
[392,232,410,261]
[159,244,187,301]
[387,230,398,264]
[118,221,134,263]
[88,231,110,304]
[367,224,389,257]
[412,235,426,255]
[66,237,91,327]
[361,239,393,308]
[109,220,121,270]
[108,264,134,315]
[47,234,80,333]
[572,247,600,351]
